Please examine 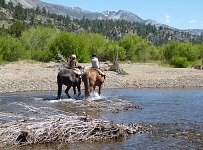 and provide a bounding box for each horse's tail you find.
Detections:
[82,71,90,99]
